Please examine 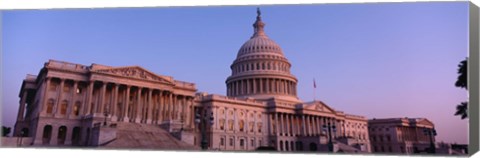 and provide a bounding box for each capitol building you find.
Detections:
[12,9,372,152]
